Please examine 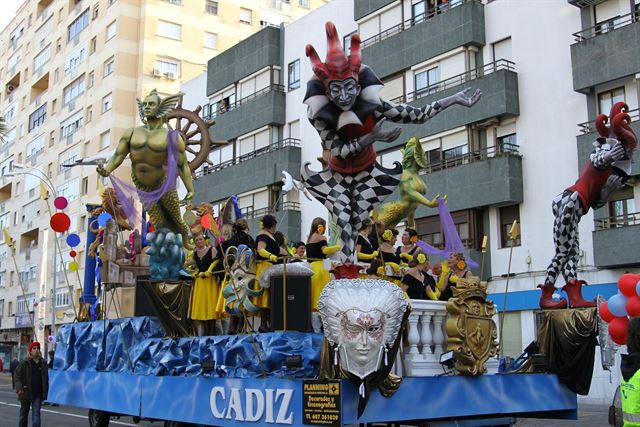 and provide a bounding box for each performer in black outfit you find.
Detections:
[401,250,438,300]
